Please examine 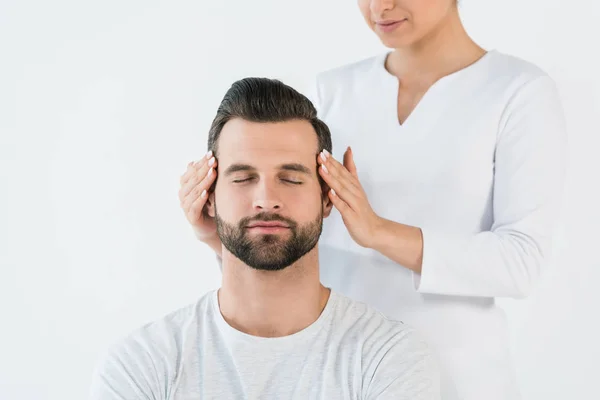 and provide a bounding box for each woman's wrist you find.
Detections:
[206,235,223,259]
[370,217,424,274]
[194,229,223,258]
